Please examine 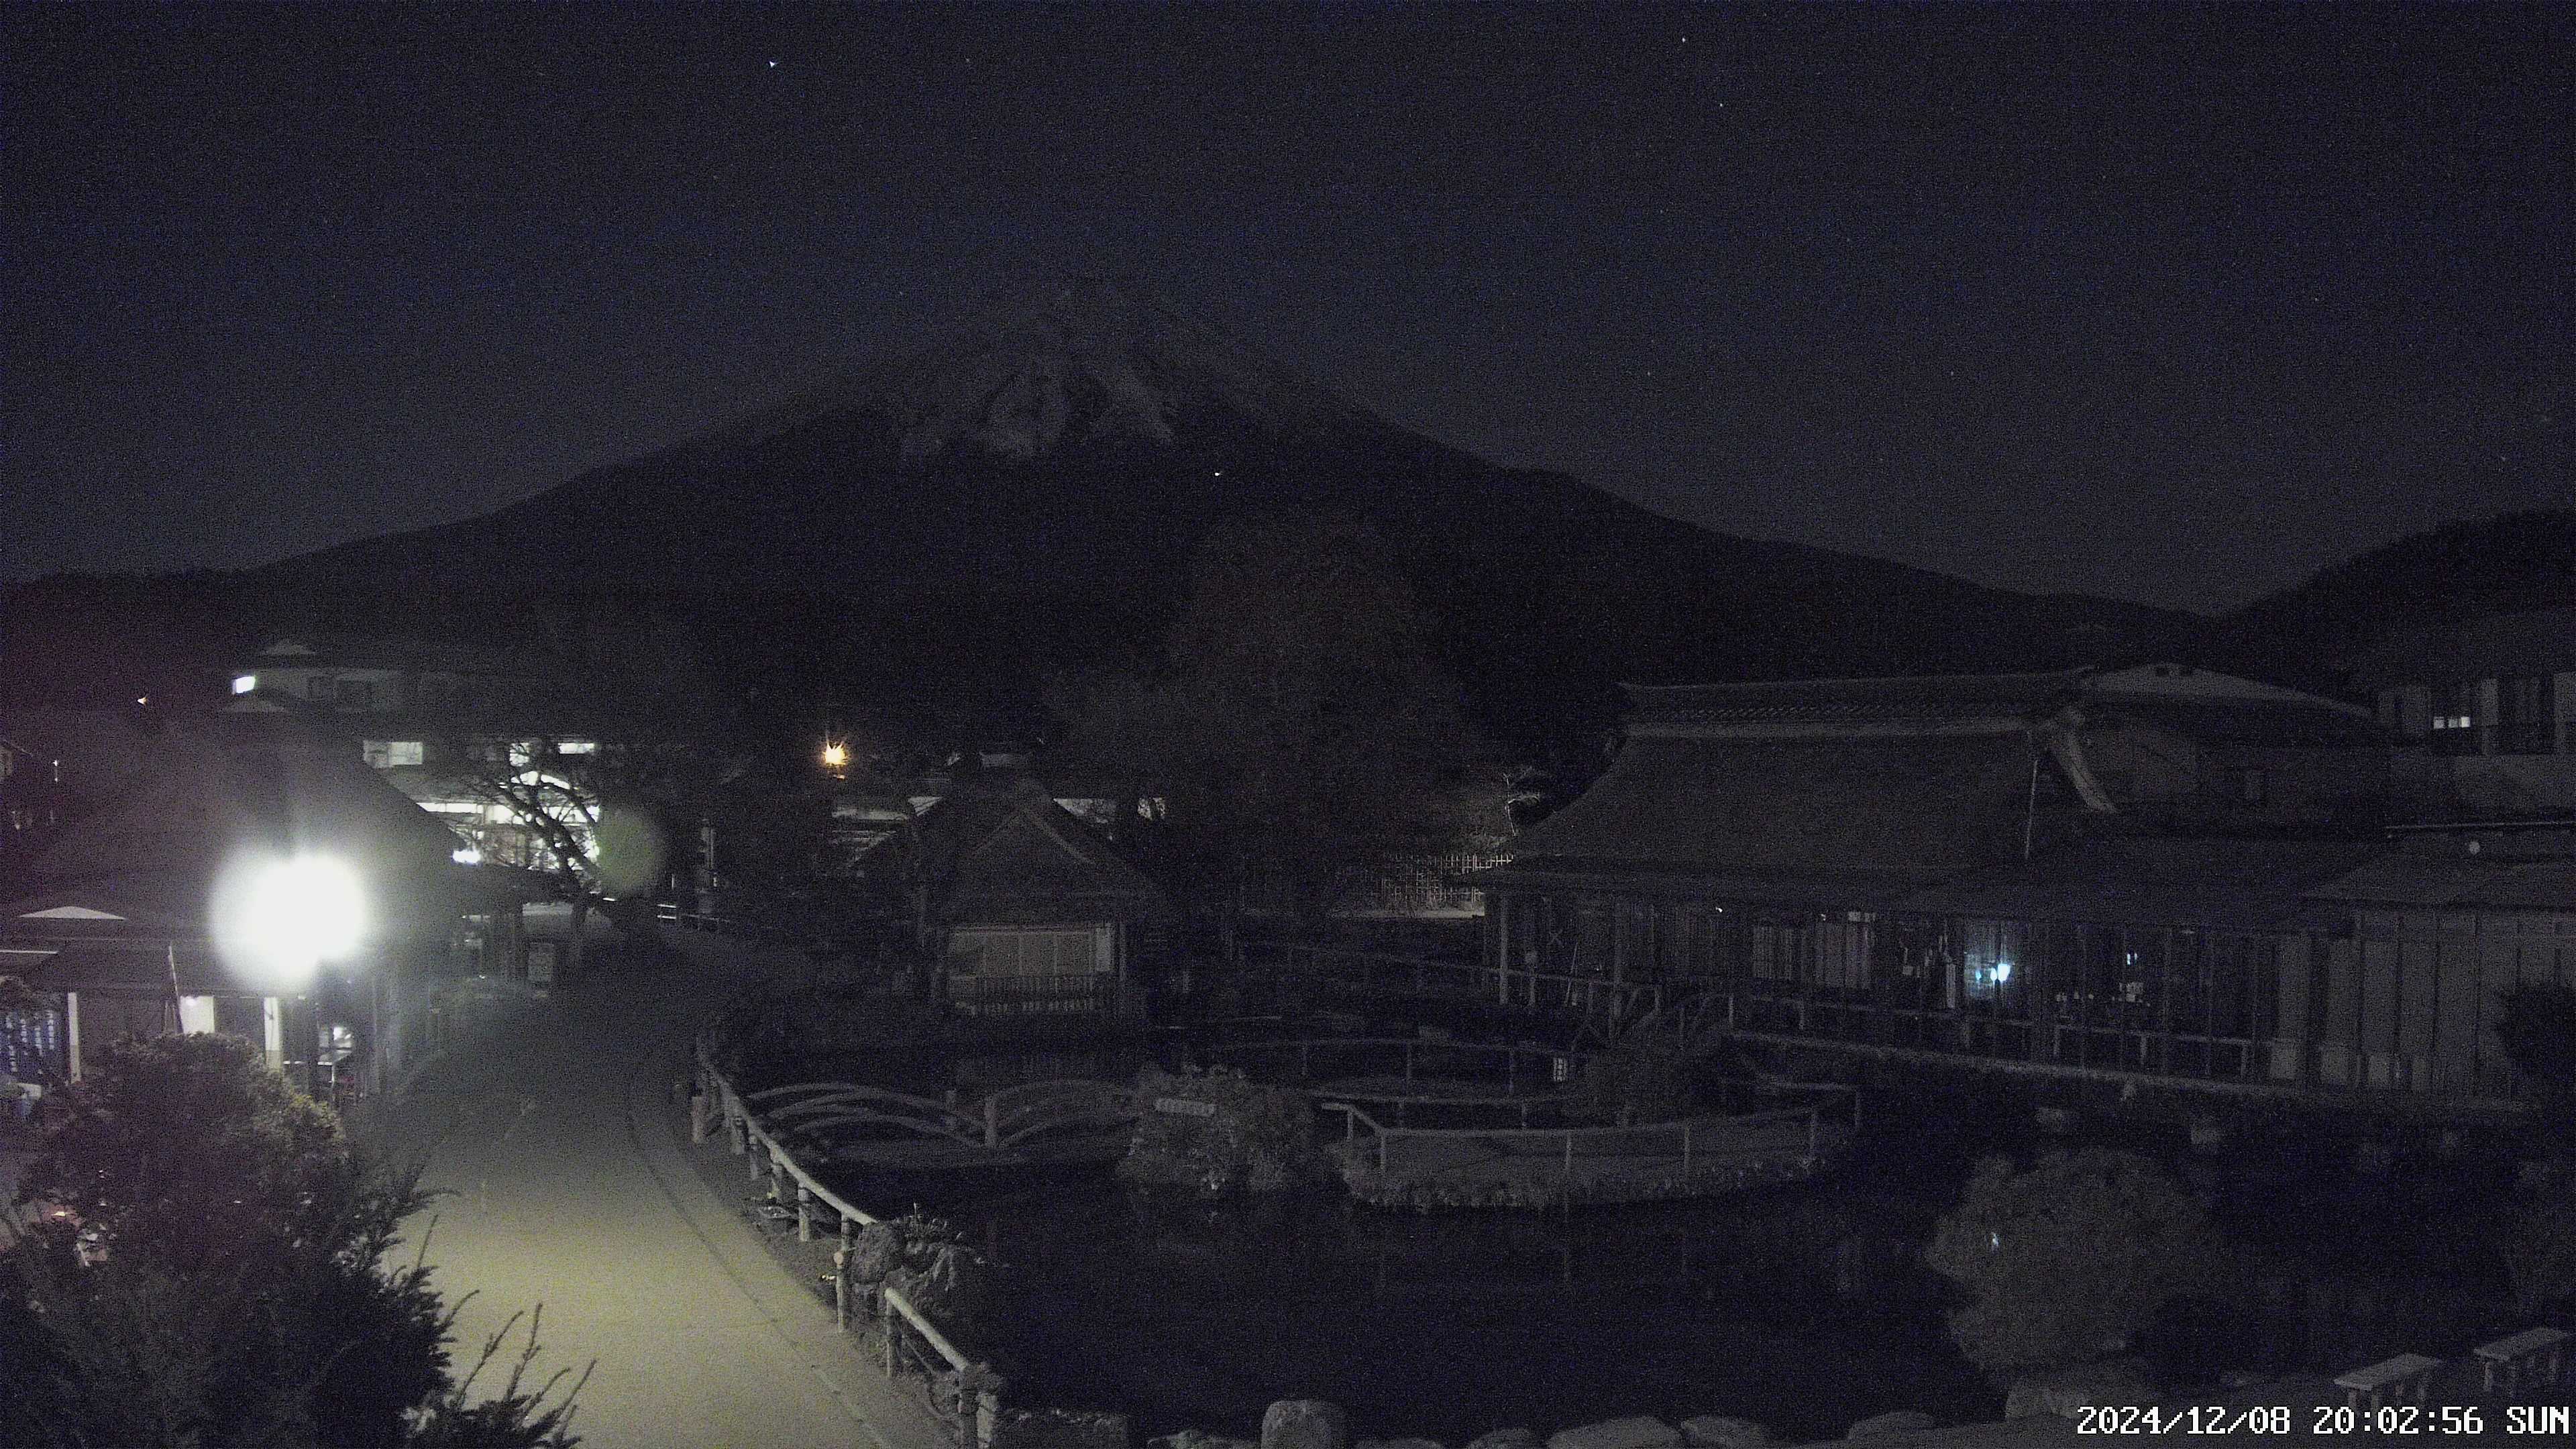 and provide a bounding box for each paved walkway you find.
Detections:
[368,930,953,1449]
